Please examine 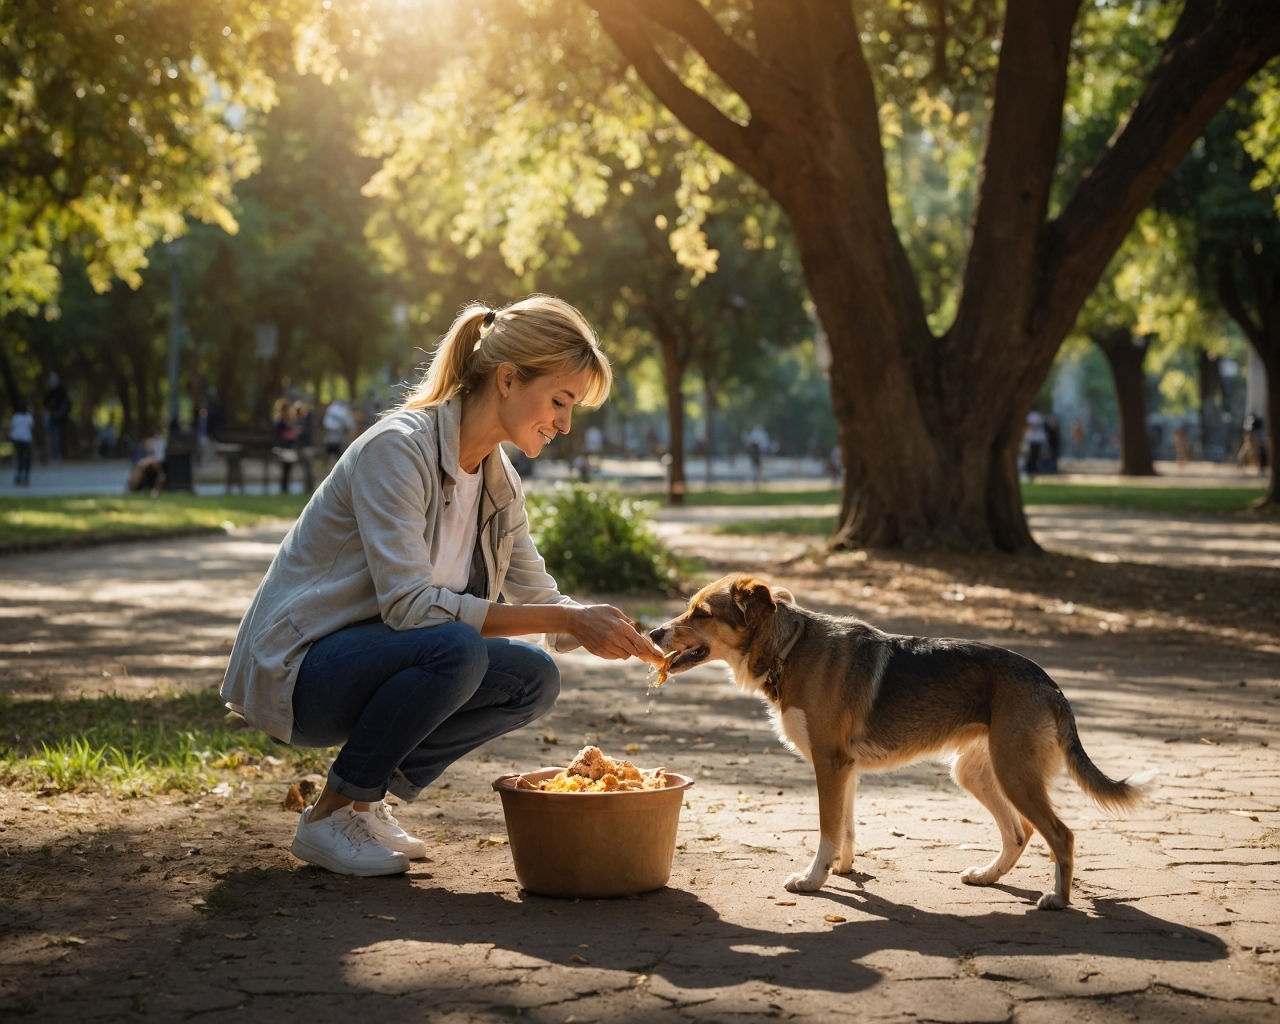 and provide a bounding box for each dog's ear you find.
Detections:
[731,578,777,627]
[771,586,795,605]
